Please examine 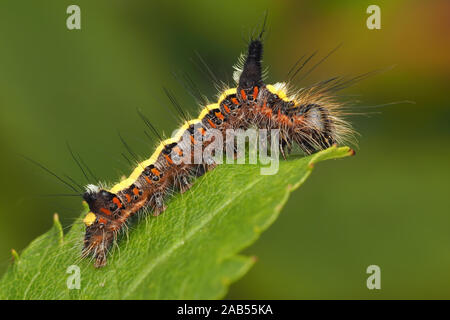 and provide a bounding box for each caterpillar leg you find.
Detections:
[178,174,192,194]
[152,192,167,216]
